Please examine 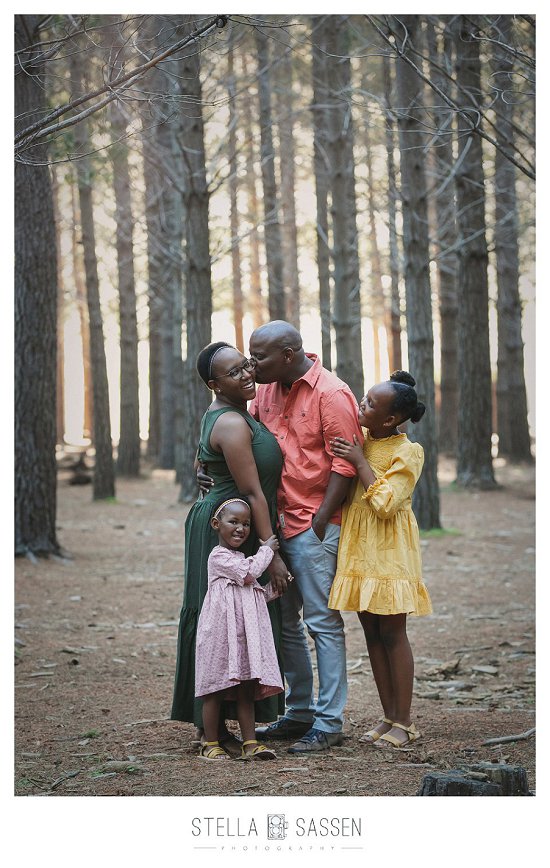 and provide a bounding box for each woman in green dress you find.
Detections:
[170,342,289,751]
